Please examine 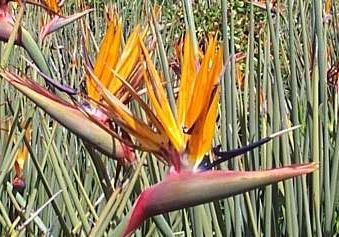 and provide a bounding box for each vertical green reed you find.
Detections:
[227,0,242,236]
[265,0,297,235]
[263,23,273,237]
[313,0,326,235]
[247,2,258,234]
[287,0,304,233]
[151,11,177,114]
[322,5,331,237]
[221,1,233,235]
